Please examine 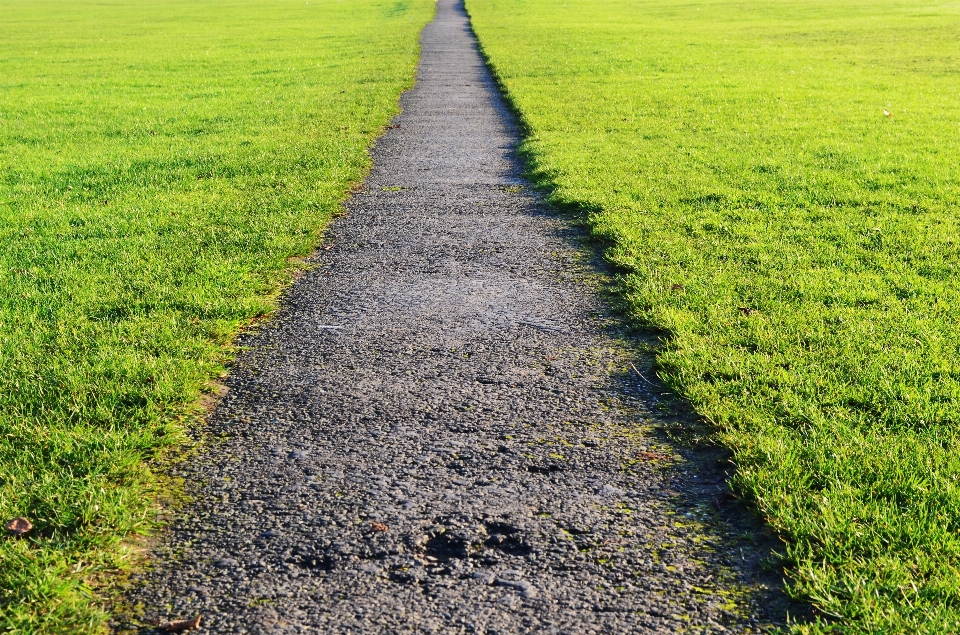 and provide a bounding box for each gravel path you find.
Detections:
[121,1,797,632]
